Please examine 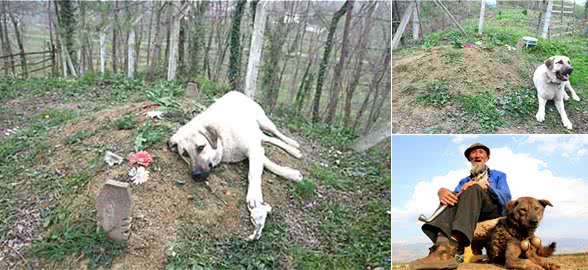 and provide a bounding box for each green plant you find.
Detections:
[33,207,126,269]
[416,81,450,107]
[64,130,95,145]
[145,80,184,109]
[497,87,536,118]
[459,93,507,132]
[111,79,144,102]
[194,76,230,98]
[292,179,316,201]
[134,121,169,151]
[114,115,138,130]
[309,164,353,190]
